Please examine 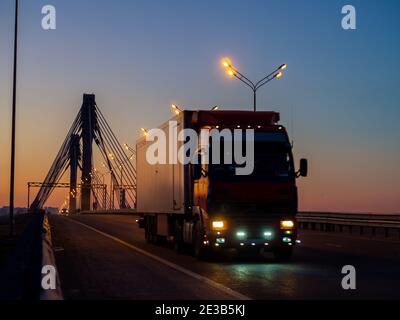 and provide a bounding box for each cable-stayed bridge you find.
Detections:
[29,94,136,213]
